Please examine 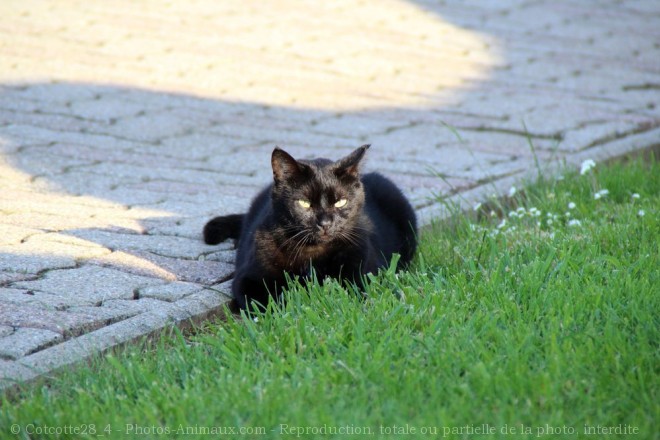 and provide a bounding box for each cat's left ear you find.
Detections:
[334,144,370,178]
